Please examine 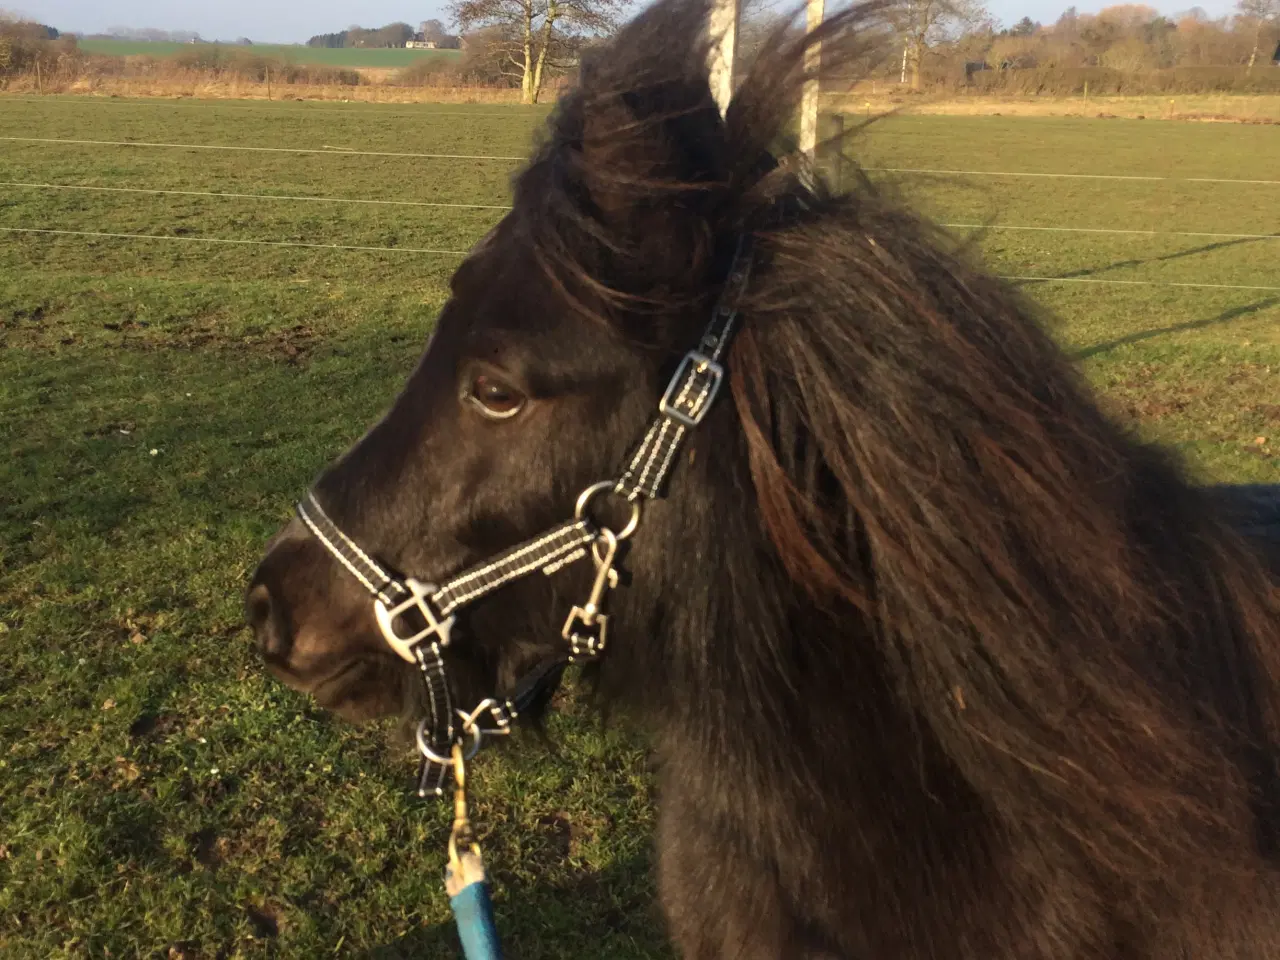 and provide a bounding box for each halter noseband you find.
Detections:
[295,235,753,798]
